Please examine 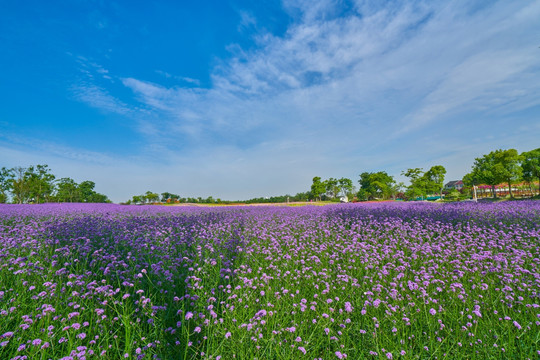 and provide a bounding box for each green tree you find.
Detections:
[470,154,499,198]
[132,195,142,204]
[323,178,340,199]
[492,149,522,198]
[423,165,446,198]
[402,168,426,200]
[310,177,325,201]
[0,167,14,203]
[521,148,540,195]
[161,192,180,202]
[55,178,80,202]
[337,177,354,199]
[26,165,56,203]
[78,181,96,202]
[11,167,30,204]
[145,191,160,203]
[358,172,395,200]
